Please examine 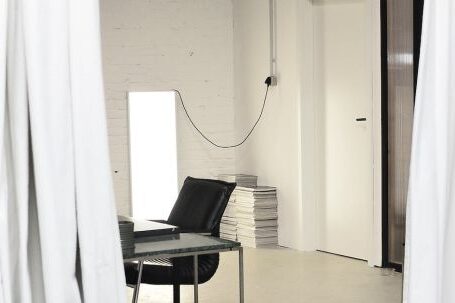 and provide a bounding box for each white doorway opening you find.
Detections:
[128,91,178,220]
